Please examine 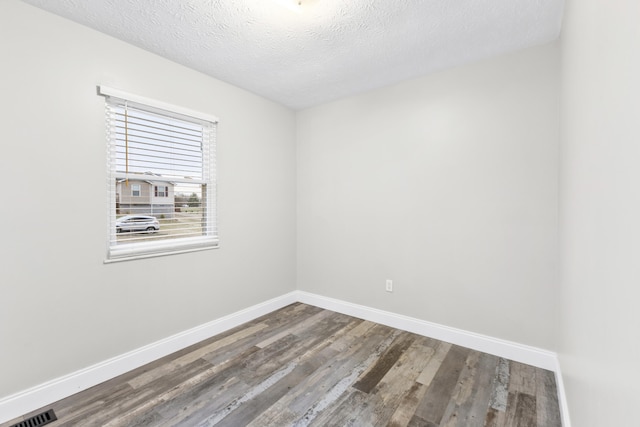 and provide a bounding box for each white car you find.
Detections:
[116,215,160,233]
